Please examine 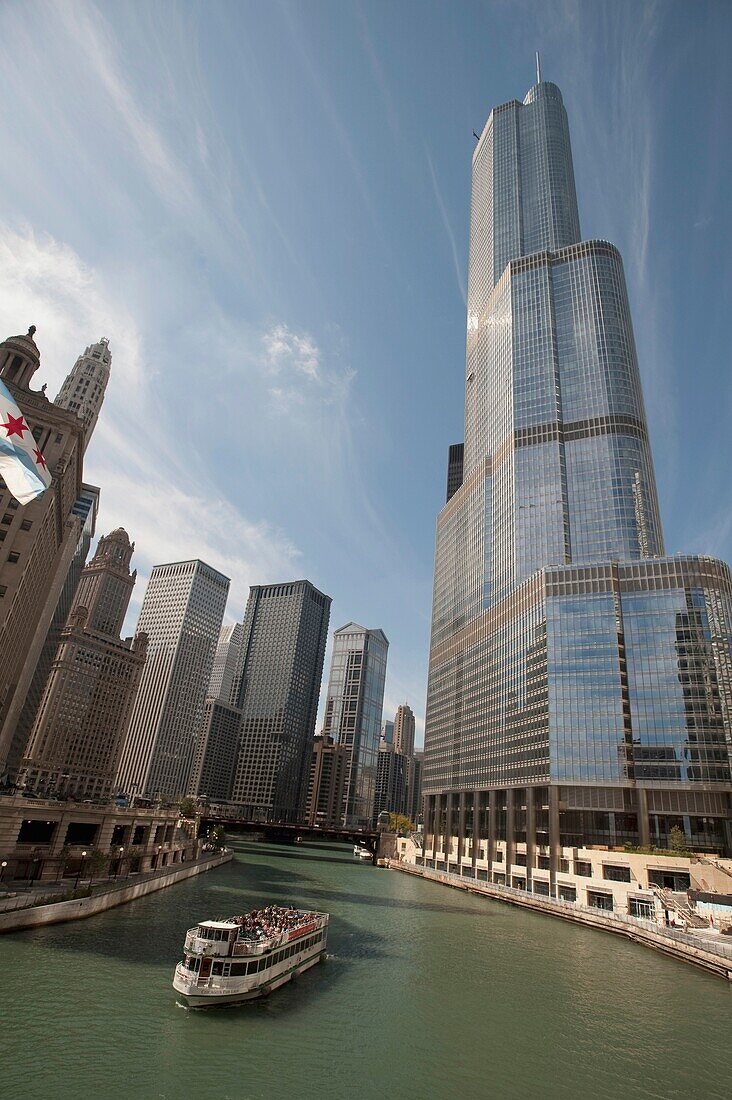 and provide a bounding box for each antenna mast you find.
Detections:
[535,51,542,84]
